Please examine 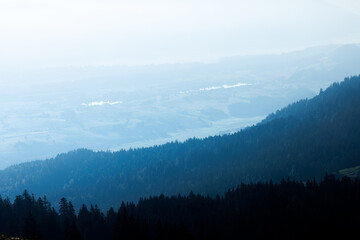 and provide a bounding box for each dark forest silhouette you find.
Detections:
[0,175,360,240]
[1,175,360,240]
